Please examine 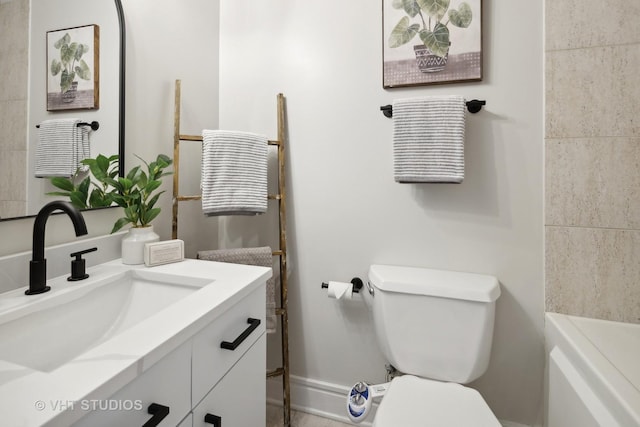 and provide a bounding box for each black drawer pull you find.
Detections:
[220,317,261,351]
[142,403,170,427]
[204,413,222,426]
